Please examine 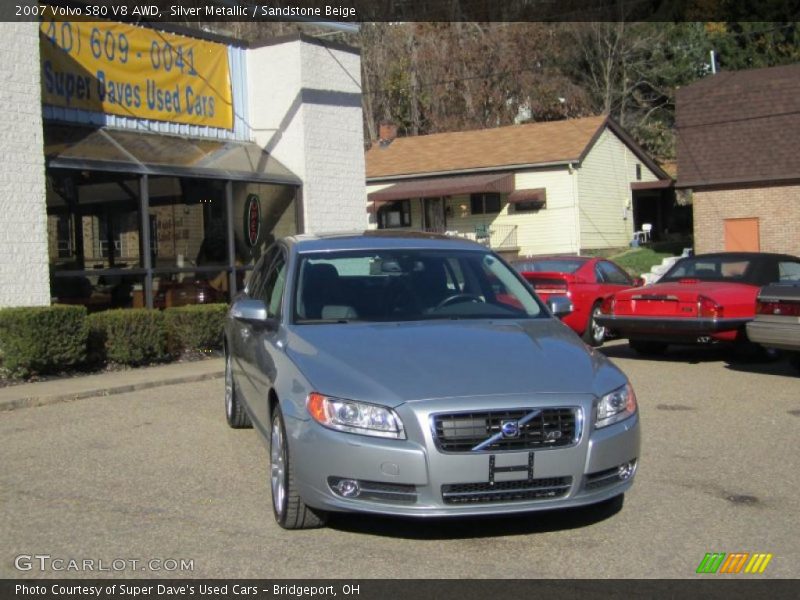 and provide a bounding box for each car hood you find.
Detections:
[284,319,626,408]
